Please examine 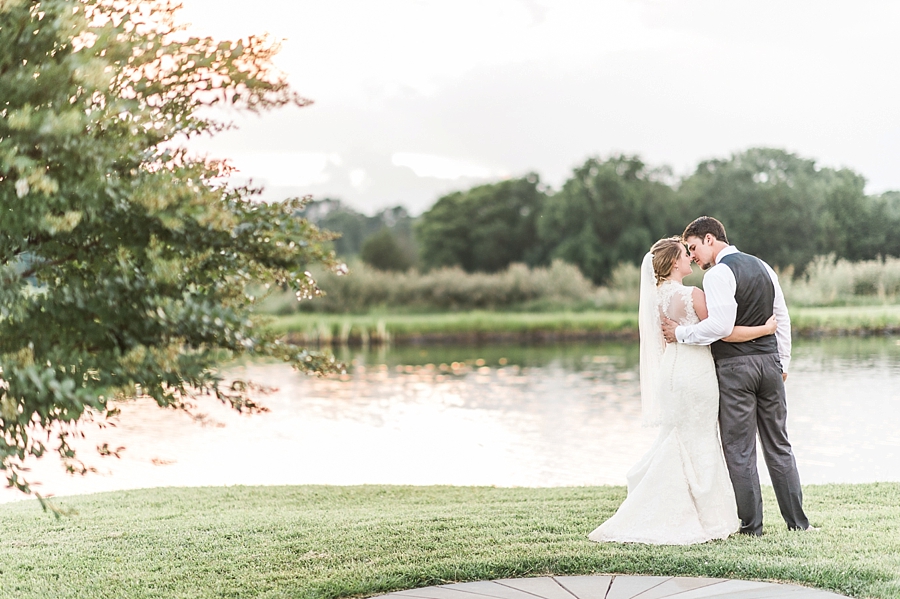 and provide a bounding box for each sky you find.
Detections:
[179,0,900,215]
